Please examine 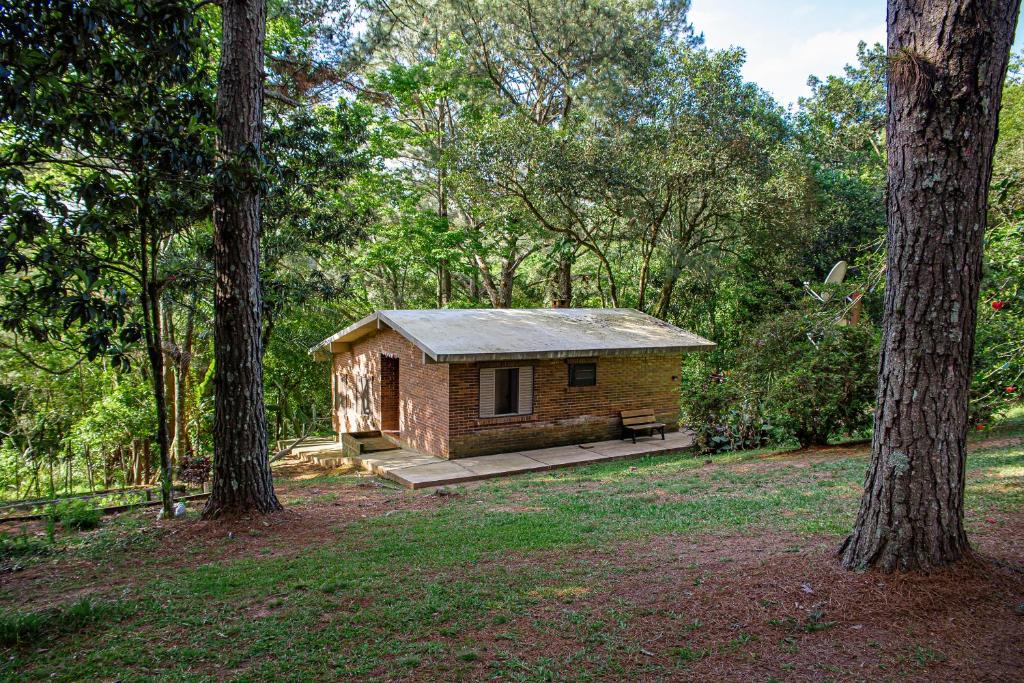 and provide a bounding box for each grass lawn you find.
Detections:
[1,420,1022,682]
